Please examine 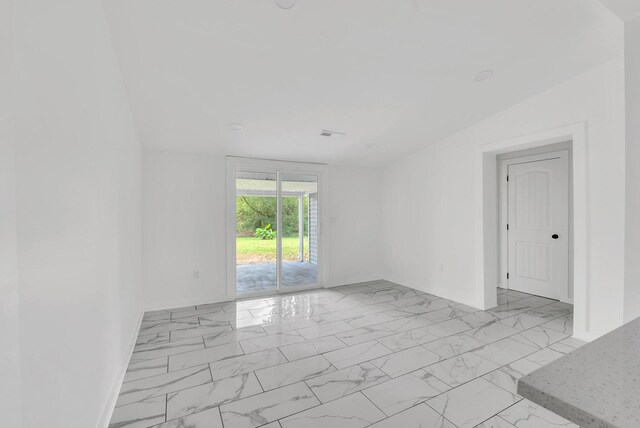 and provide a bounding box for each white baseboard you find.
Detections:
[145,295,234,312]
[571,329,598,342]
[97,311,143,428]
